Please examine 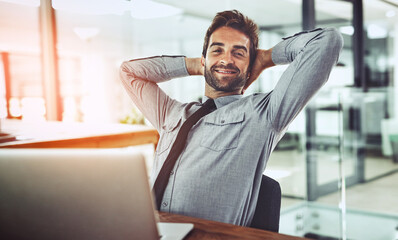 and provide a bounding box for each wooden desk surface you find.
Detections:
[0,119,159,148]
[158,212,310,240]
